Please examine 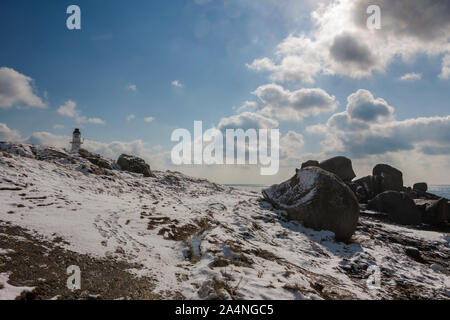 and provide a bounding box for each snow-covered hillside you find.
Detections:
[0,142,448,300]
